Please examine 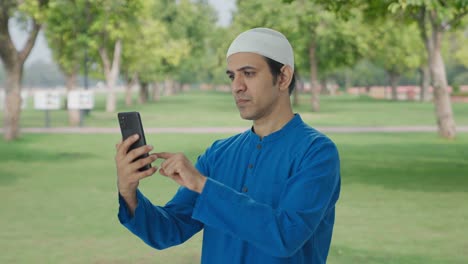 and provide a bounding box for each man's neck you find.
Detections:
[252,110,294,139]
